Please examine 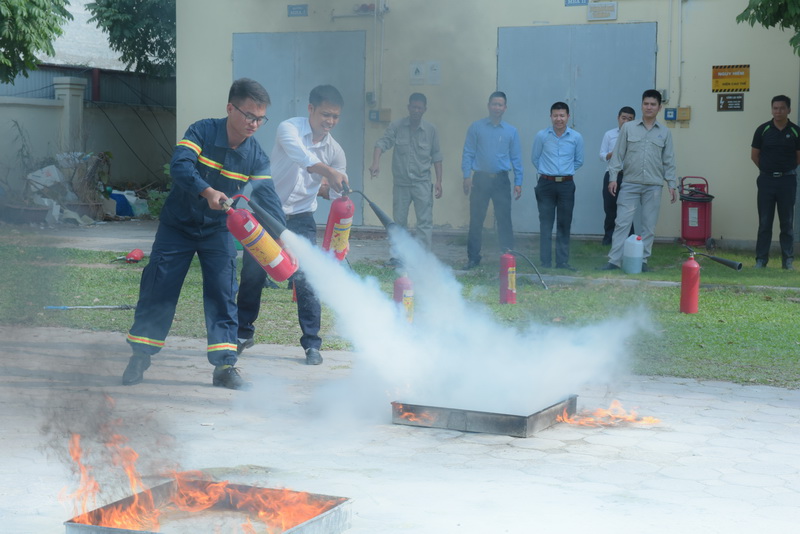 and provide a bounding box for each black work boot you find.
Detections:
[305,348,323,365]
[122,353,151,385]
[212,365,247,390]
[236,338,254,355]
